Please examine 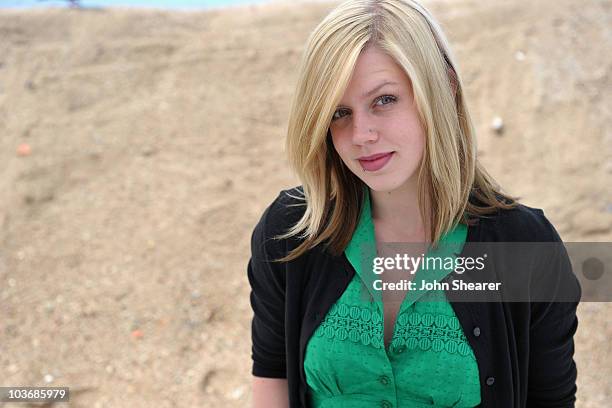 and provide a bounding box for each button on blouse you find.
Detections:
[304,188,482,407]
